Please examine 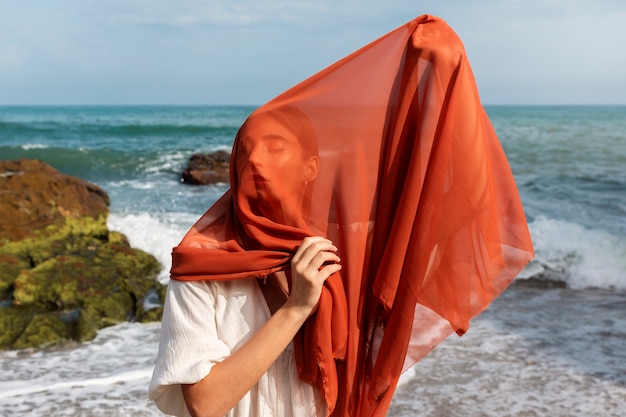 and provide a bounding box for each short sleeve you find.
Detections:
[149,279,231,416]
